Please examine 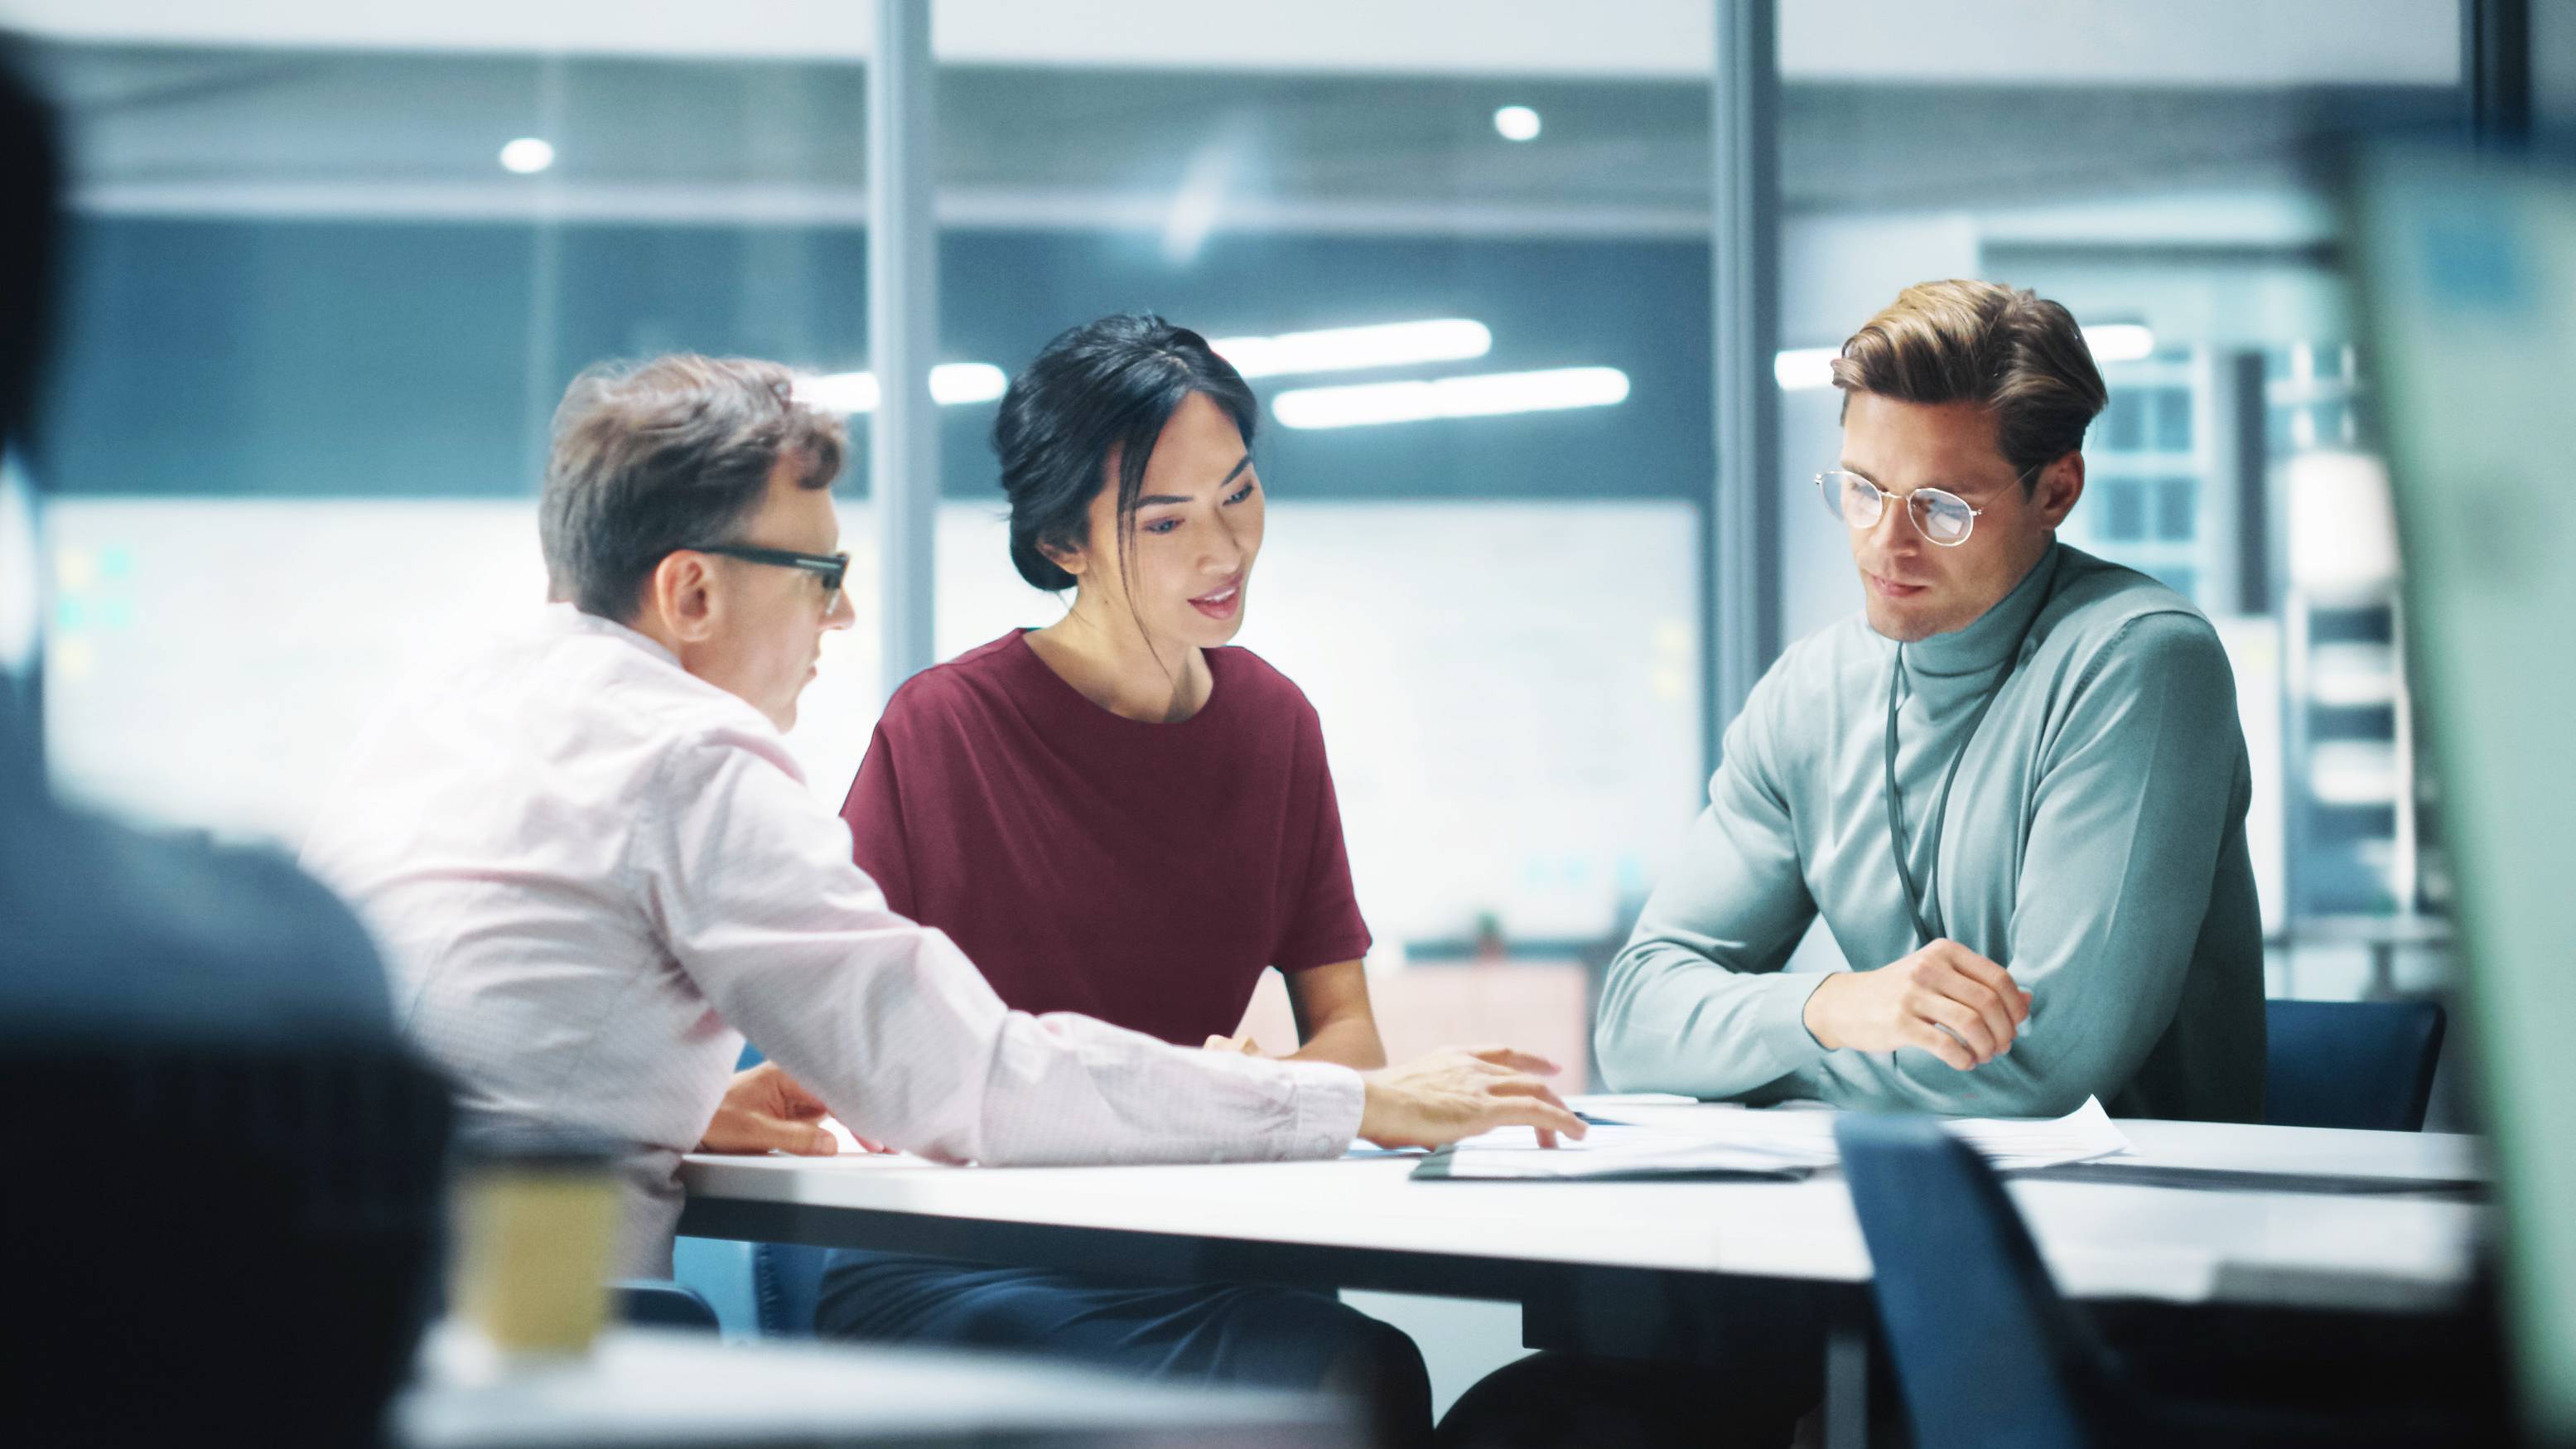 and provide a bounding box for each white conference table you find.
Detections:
[678,1103,2487,1445]
[678,1102,2484,1316]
